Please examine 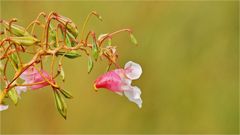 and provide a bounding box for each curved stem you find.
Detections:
[99,29,132,46]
